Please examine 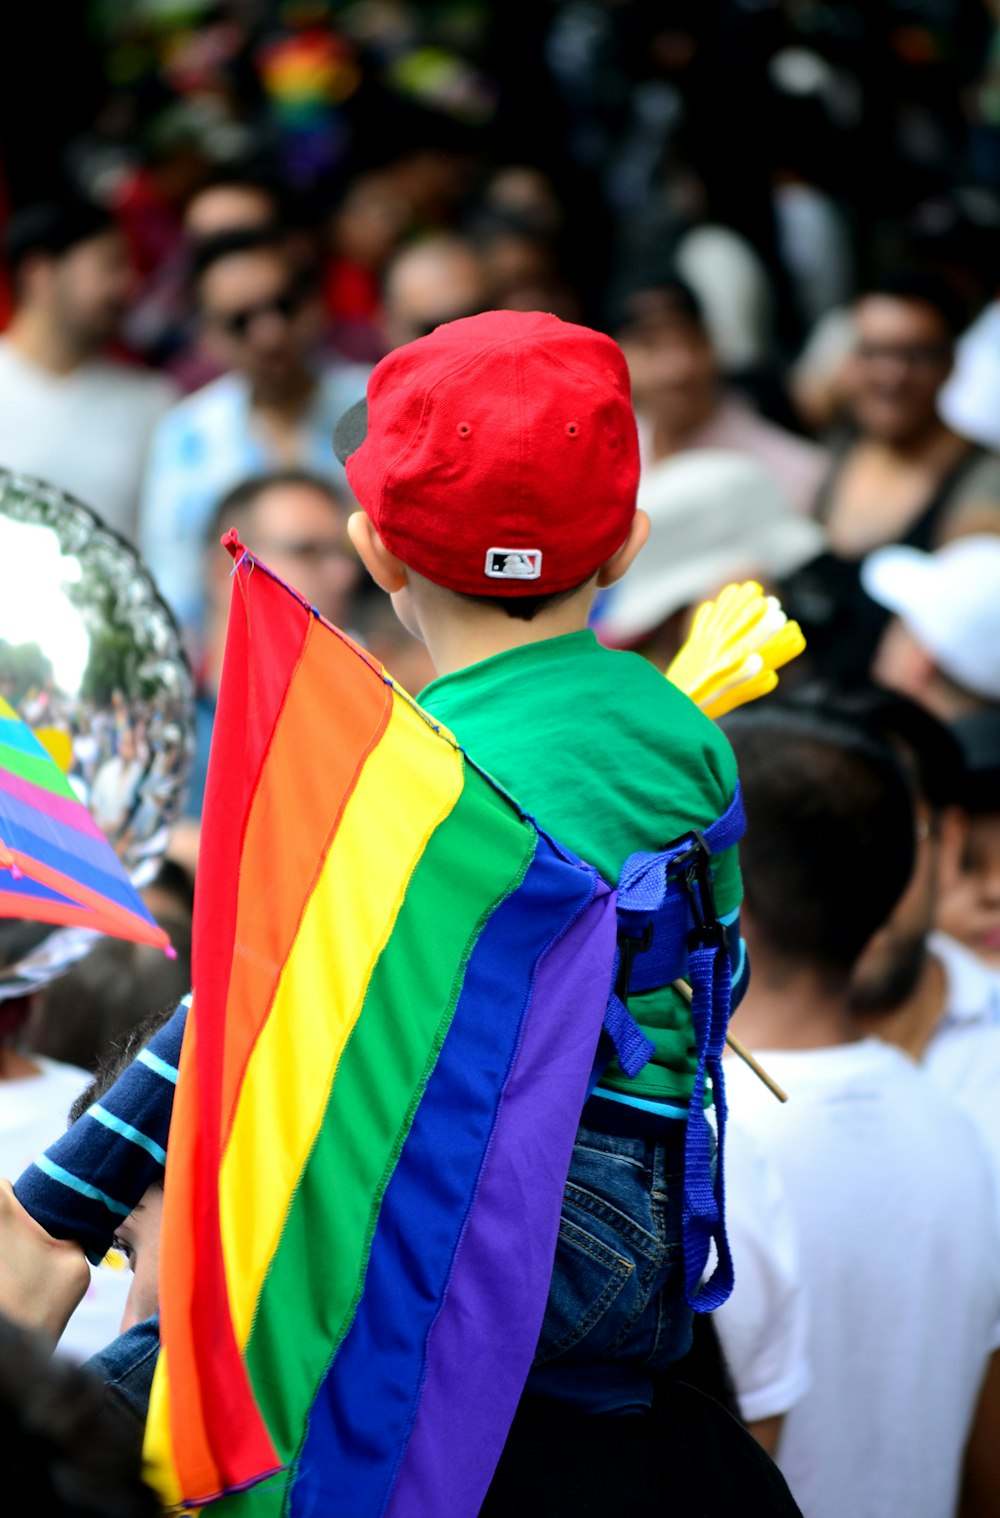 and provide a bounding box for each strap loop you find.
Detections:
[607,783,745,1310]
